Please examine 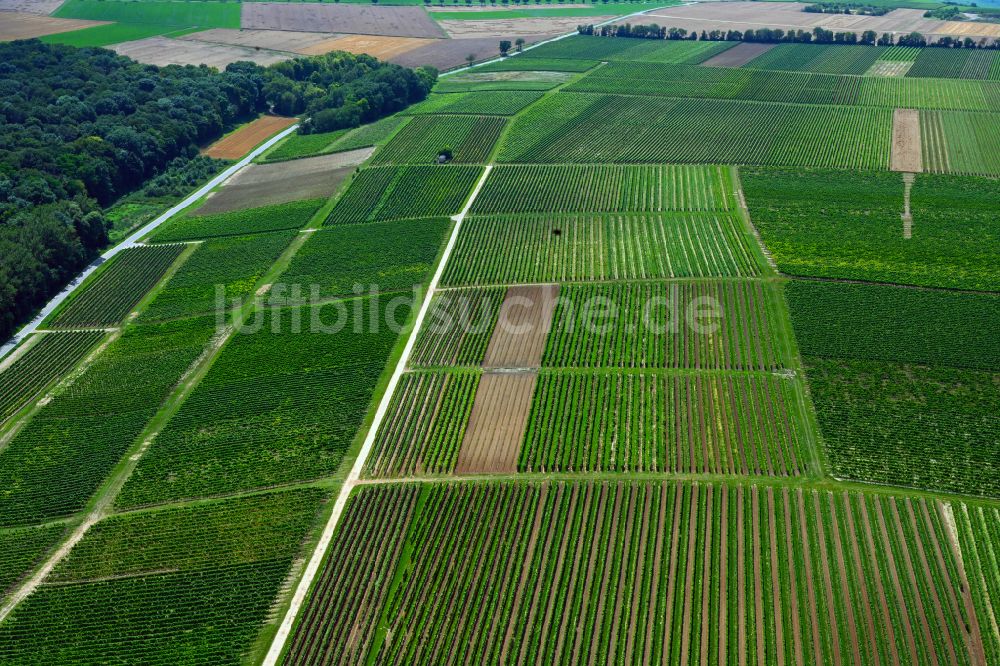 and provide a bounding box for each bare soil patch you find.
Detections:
[307,34,436,59]
[0,12,104,40]
[701,42,774,68]
[242,4,447,39]
[454,370,536,474]
[196,148,372,214]
[891,109,922,173]
[179,28,341,54]
[112,36,291,69]
[482,284,558,369]
[0,0,64,14]
[866,60,913,77]
[202,116,297,160]
[441,16,612,38]
[390,36,543,70]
